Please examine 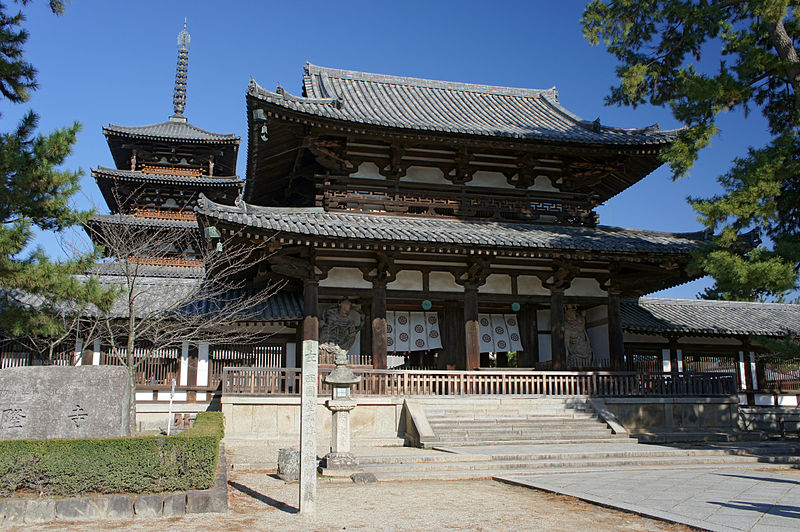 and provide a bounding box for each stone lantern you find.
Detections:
[319,343,361,475]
